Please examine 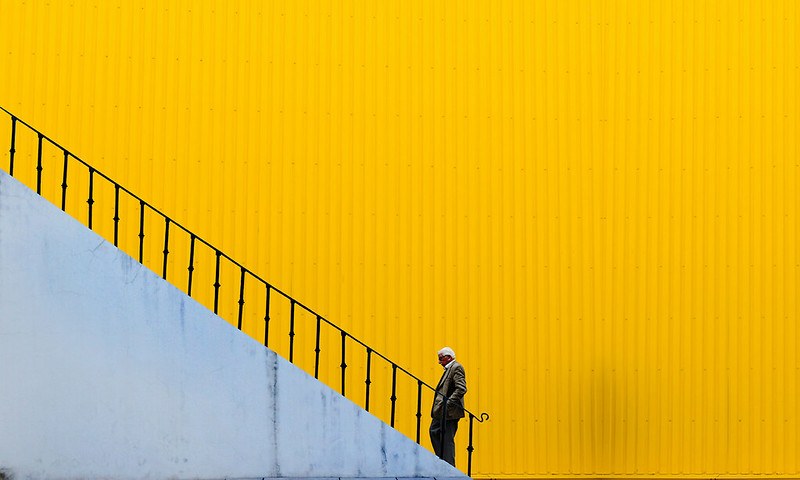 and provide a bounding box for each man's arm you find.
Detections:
[449,364,467,402]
